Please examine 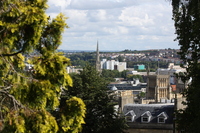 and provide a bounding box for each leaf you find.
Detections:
[11,28,15,33]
